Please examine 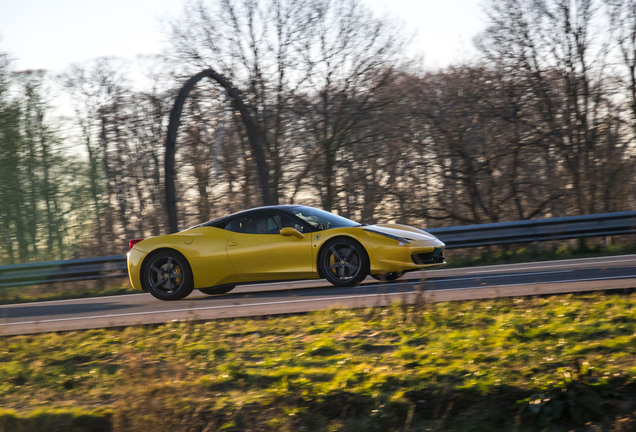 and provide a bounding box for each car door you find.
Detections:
[225,211,315,281]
